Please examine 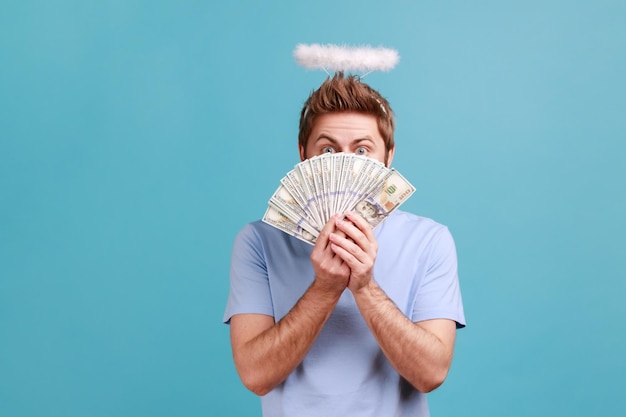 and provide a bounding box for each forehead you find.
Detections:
[309,112,381,140]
